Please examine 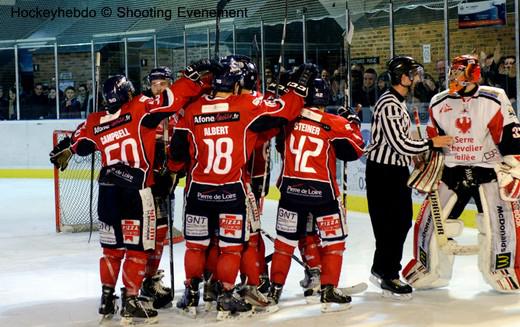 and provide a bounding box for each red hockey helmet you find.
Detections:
[448,55,481,95]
